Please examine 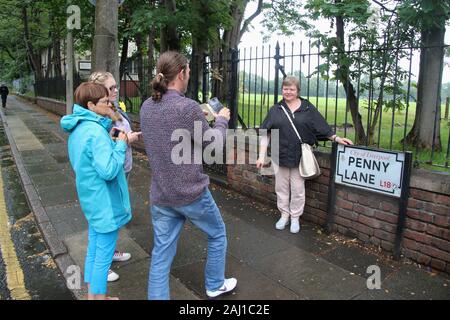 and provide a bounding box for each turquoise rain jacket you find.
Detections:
[60,104,131,233]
